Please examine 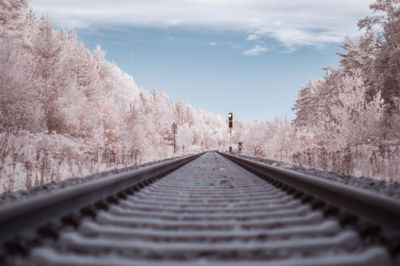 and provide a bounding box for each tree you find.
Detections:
[357,0,400,138]
[0,0,28,40]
